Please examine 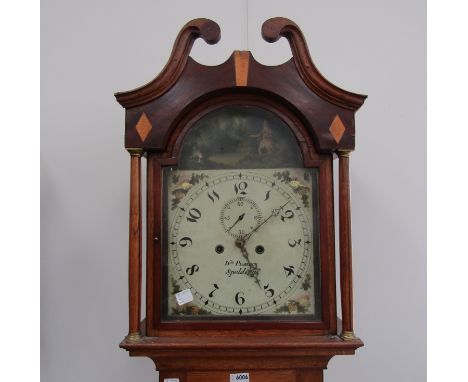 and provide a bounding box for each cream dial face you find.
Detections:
[164,168,318,318]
